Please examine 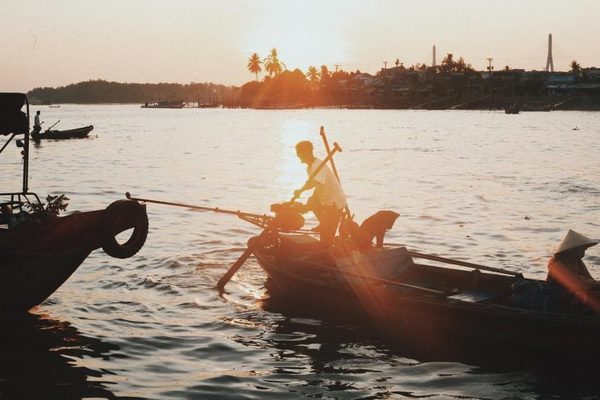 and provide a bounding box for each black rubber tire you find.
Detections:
[102,200,148,259]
